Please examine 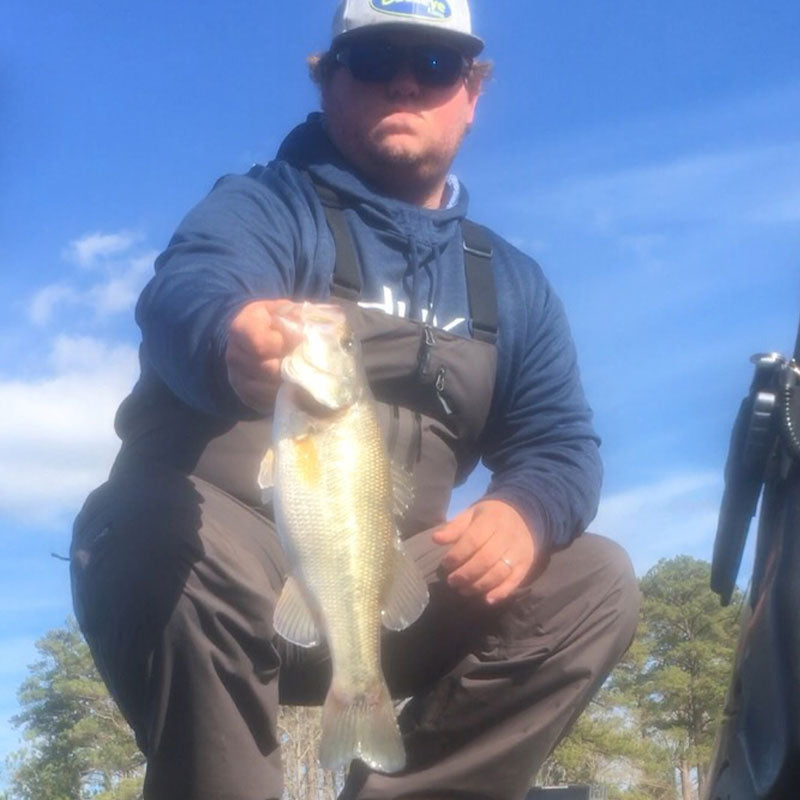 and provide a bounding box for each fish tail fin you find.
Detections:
[319,680,405,774]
